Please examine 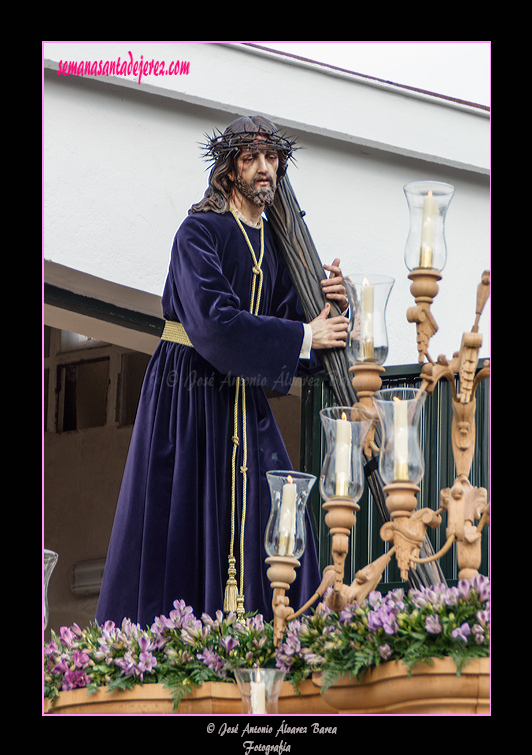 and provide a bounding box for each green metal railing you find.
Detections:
[300,365,490,590]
